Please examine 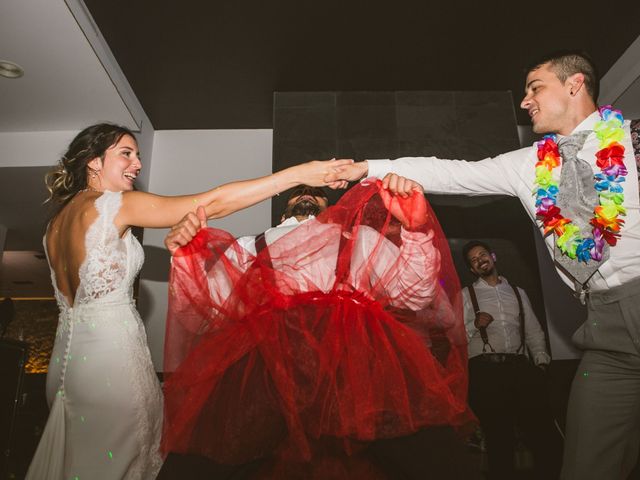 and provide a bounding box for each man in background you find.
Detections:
[462,240,561,479]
